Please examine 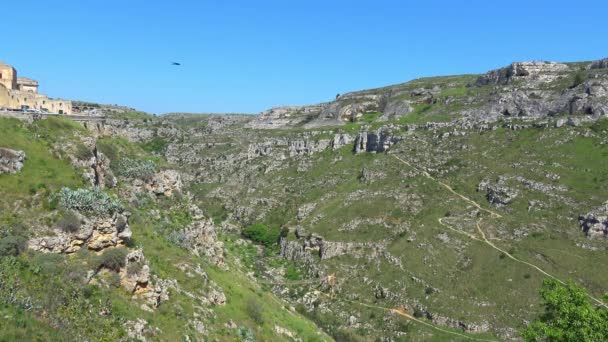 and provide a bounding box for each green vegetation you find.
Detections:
[54,187,123,215]
[524,279,608,341]
[359,111,382,123]
[116,157,156,180]
[397,104,434,124]
[242,223,282,247]
[55,210,82,233]
[96,247,128,272]
[105,110,153,120]
[0,225,27,257]
[571,70,587,88]
[141,136,169,154]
